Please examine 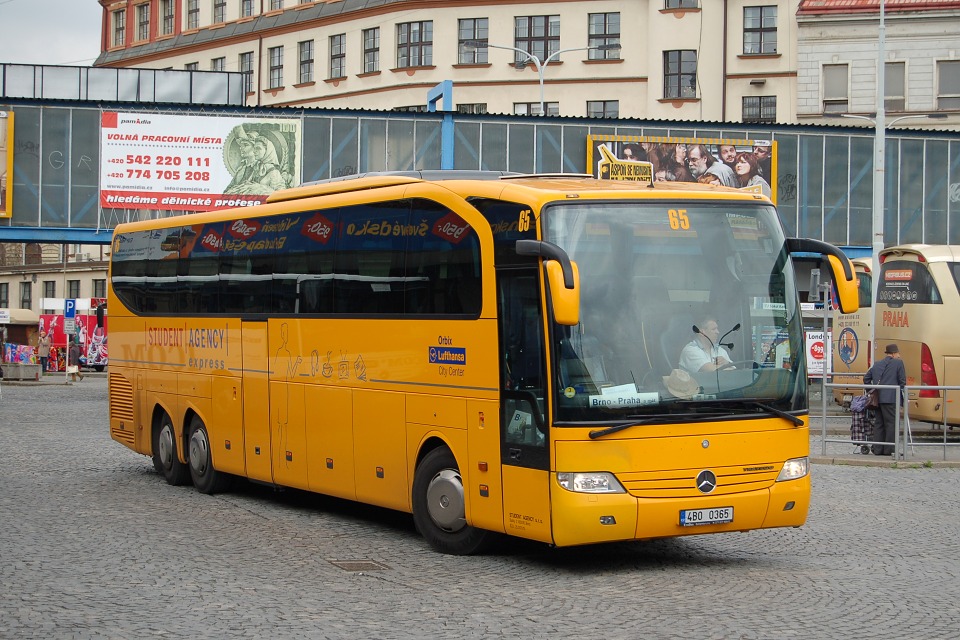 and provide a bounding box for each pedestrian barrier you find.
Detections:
[815,381,960,462]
